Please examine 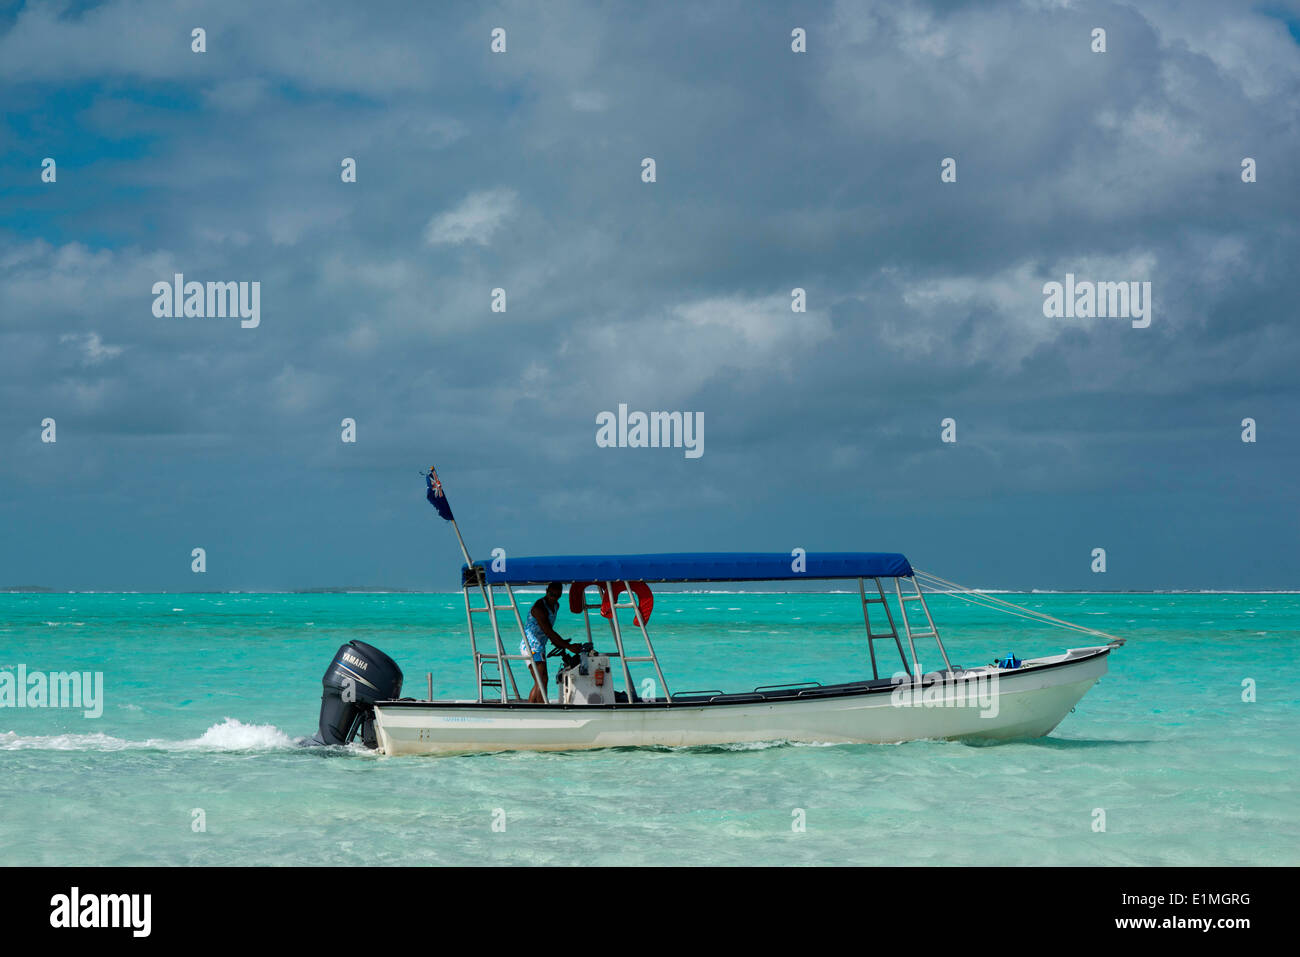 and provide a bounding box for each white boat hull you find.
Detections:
[373,646,1112,755]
